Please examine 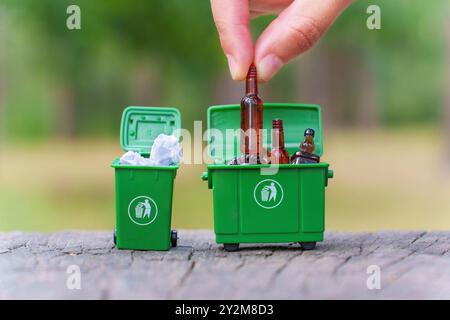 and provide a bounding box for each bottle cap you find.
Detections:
[247,64,257,78]
[304,128,315,137]
[272,119,283,127]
